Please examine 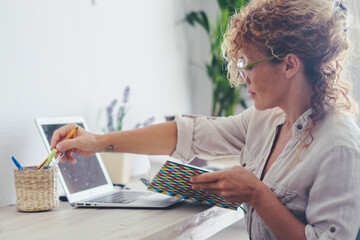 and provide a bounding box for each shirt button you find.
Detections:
[296,124,303,130]
[242,163,246,167]
[330,227,336,233]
